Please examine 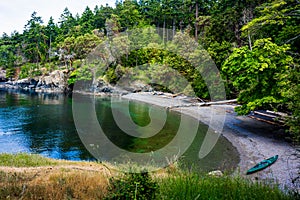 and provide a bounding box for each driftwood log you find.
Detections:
[166,99,237,109]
